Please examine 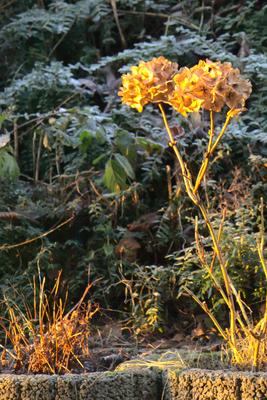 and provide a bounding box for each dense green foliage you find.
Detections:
[0,0,266,334]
